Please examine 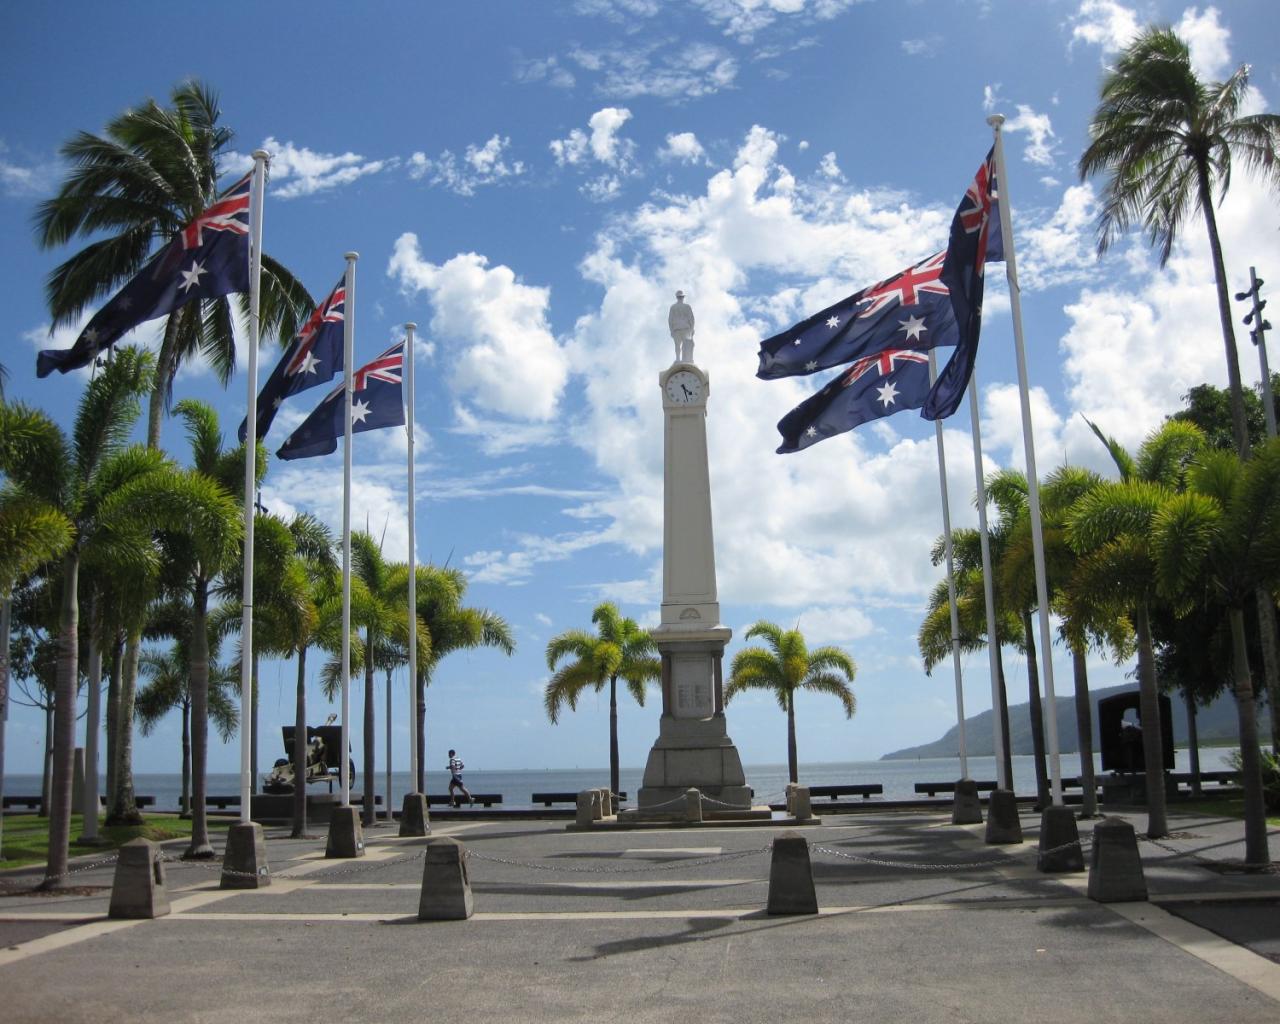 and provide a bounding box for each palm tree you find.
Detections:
[1158,442,1280,864]
[0,347,154,887]
[36,81,313,448]
[1079,27,1280,458]
[406,564,514,793]
[725,621,856,785]
[545,602,659,799]
[1068,419,1207,838]
[136,642,237,816]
